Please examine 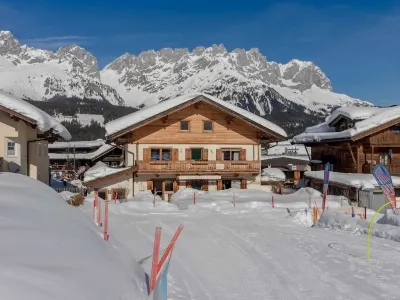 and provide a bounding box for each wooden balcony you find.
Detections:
[137,160,260,174]
[363,164,400,175]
